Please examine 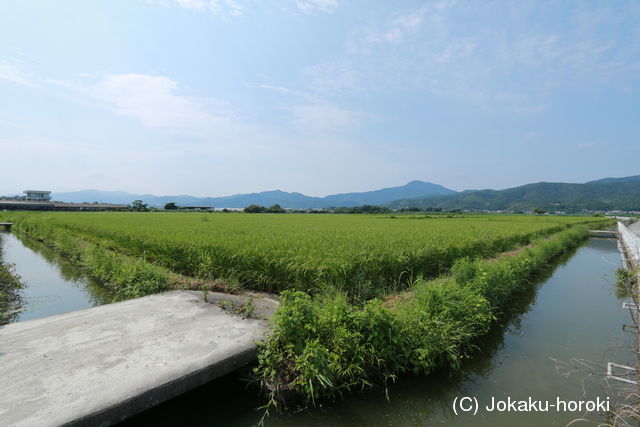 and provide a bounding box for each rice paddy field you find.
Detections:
[0,211,615,405]
[1,212,609,300]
